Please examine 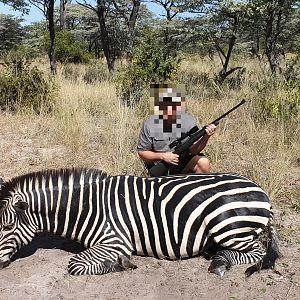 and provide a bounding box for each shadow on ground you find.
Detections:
[11,232,85,261]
